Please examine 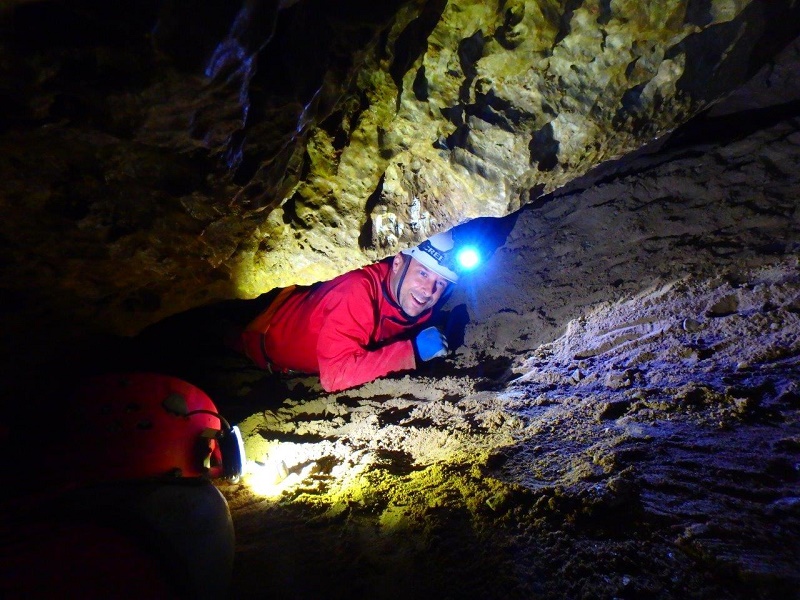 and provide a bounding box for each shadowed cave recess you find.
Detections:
[1,1,800,599]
